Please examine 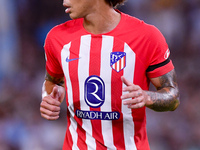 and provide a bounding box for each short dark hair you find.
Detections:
[105,0,126,7]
